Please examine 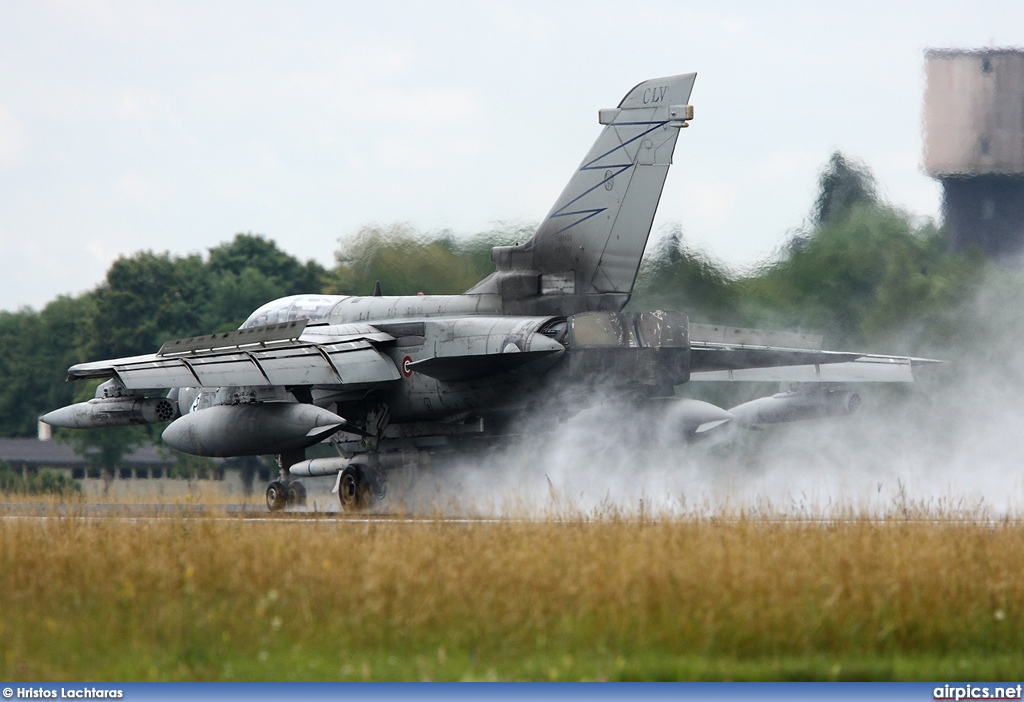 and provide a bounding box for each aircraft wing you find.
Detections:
[66,320,402,390]
[689,343,937,383]
[681,322,939,382]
